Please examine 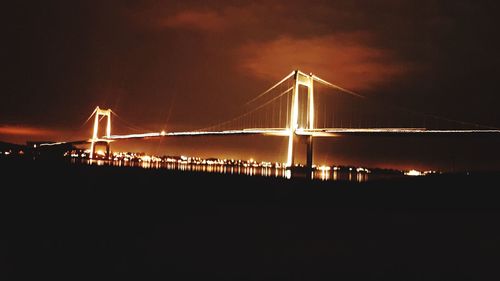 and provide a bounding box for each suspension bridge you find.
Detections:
[39,70,500,169]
